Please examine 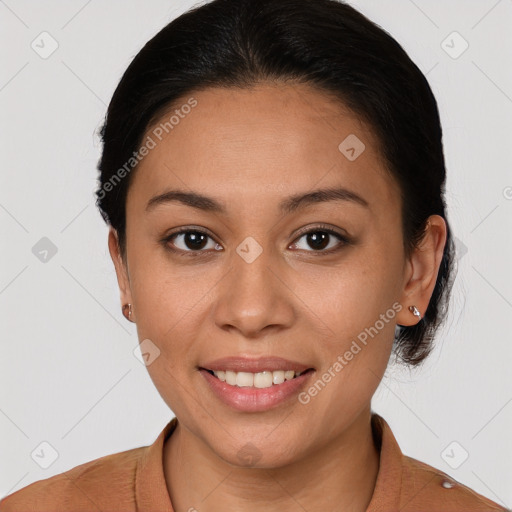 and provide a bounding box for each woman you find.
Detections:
[1,0,507,510]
